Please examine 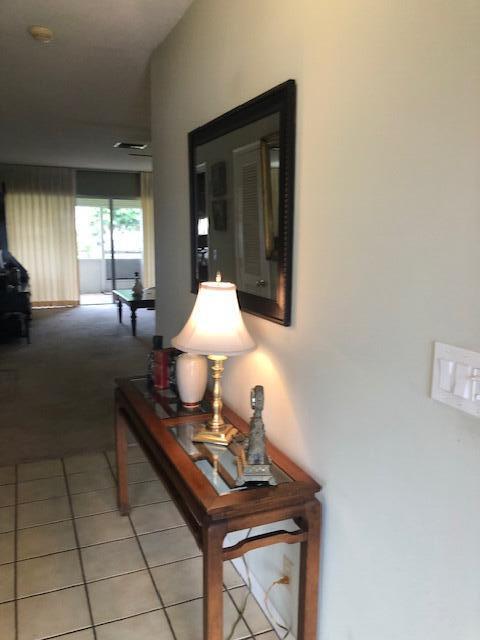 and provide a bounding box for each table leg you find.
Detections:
[117,300,122,324]
[114,403,130,515]
[297,500,322,639]
[130,307,137,336]
[203,521,226,640]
